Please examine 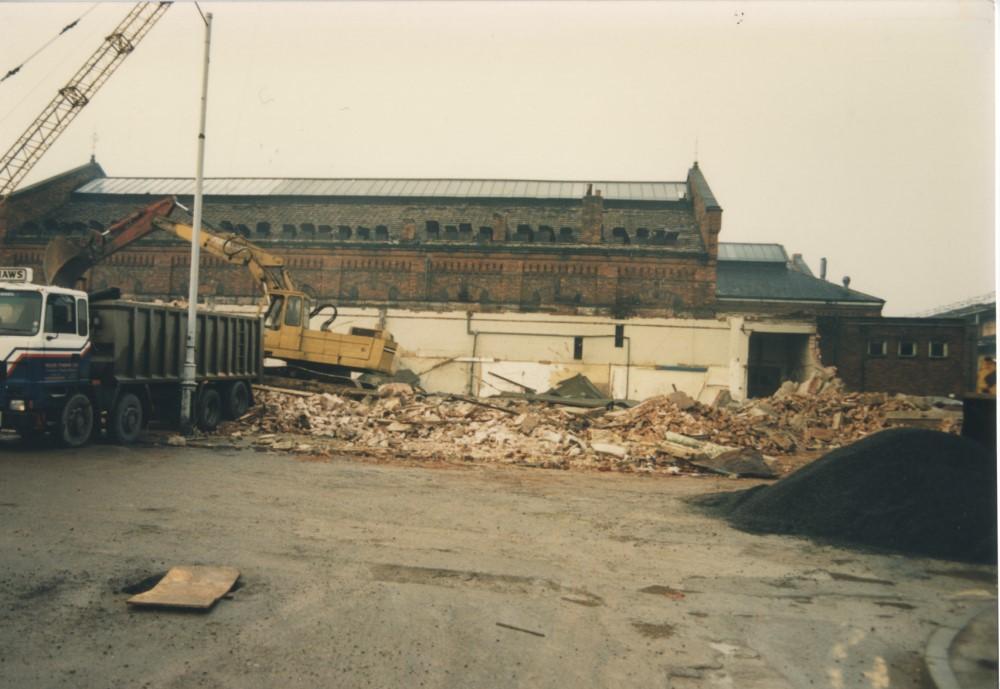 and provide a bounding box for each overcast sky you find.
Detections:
[0,1,994,315]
